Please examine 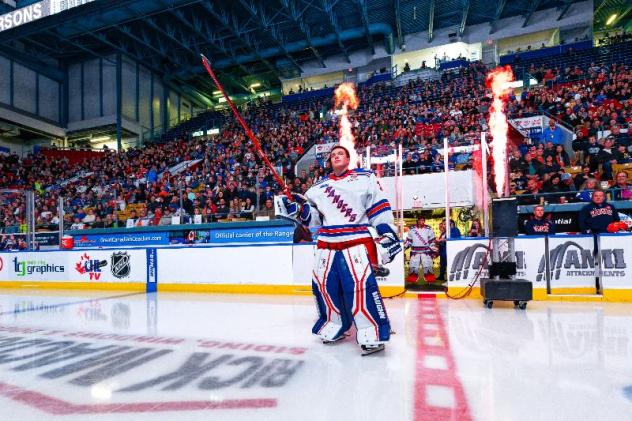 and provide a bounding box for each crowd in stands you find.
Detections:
[0,39,630,240]
[598,31,632,47]
[509,62,632,204]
